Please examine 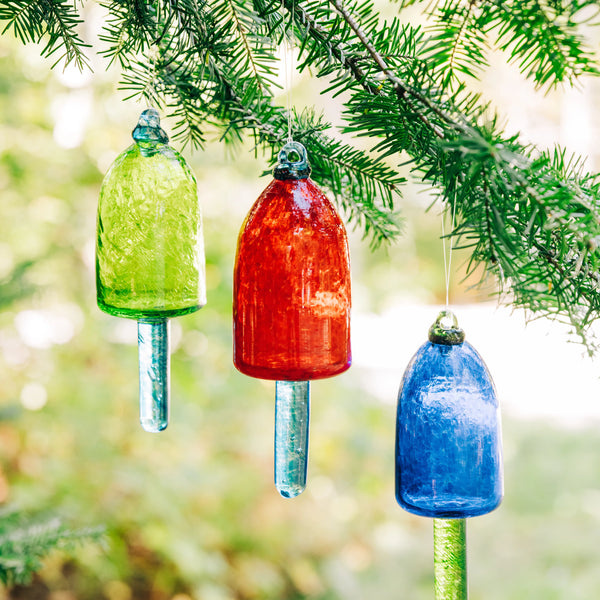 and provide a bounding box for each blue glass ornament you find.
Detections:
[395,310,503,518]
